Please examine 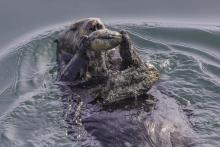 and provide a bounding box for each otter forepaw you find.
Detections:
[119,30,132,50]
[79,35,90,52]
[119,30,133,69]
